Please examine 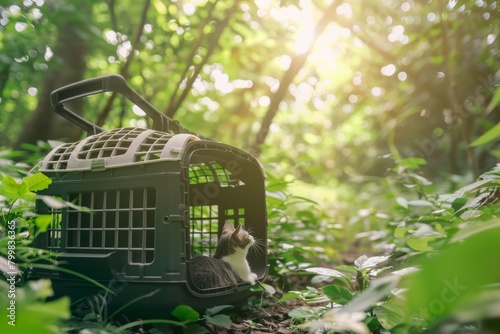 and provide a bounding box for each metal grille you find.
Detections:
[46,188,156,264]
